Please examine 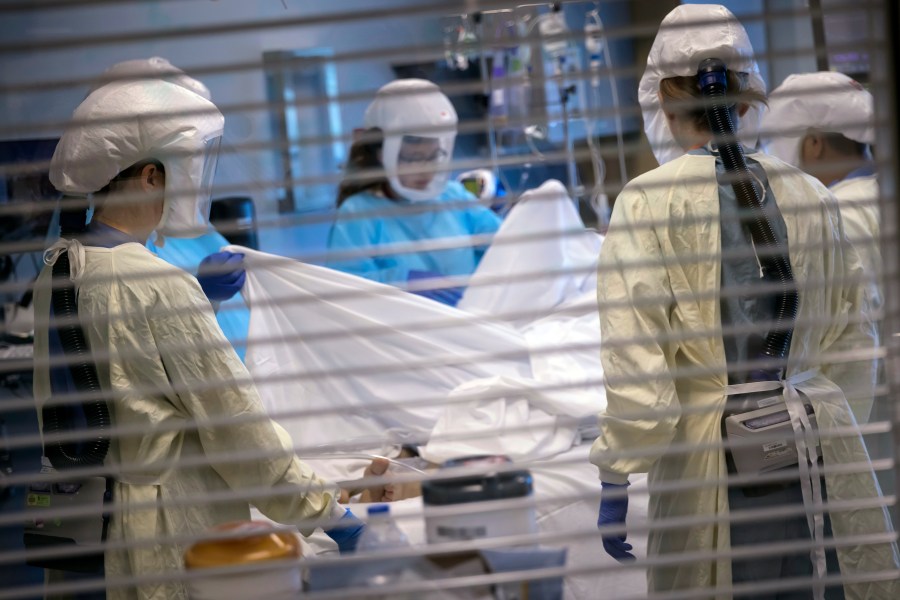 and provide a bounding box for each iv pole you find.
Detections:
[449,3,585,201]
[474,12,502,186]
